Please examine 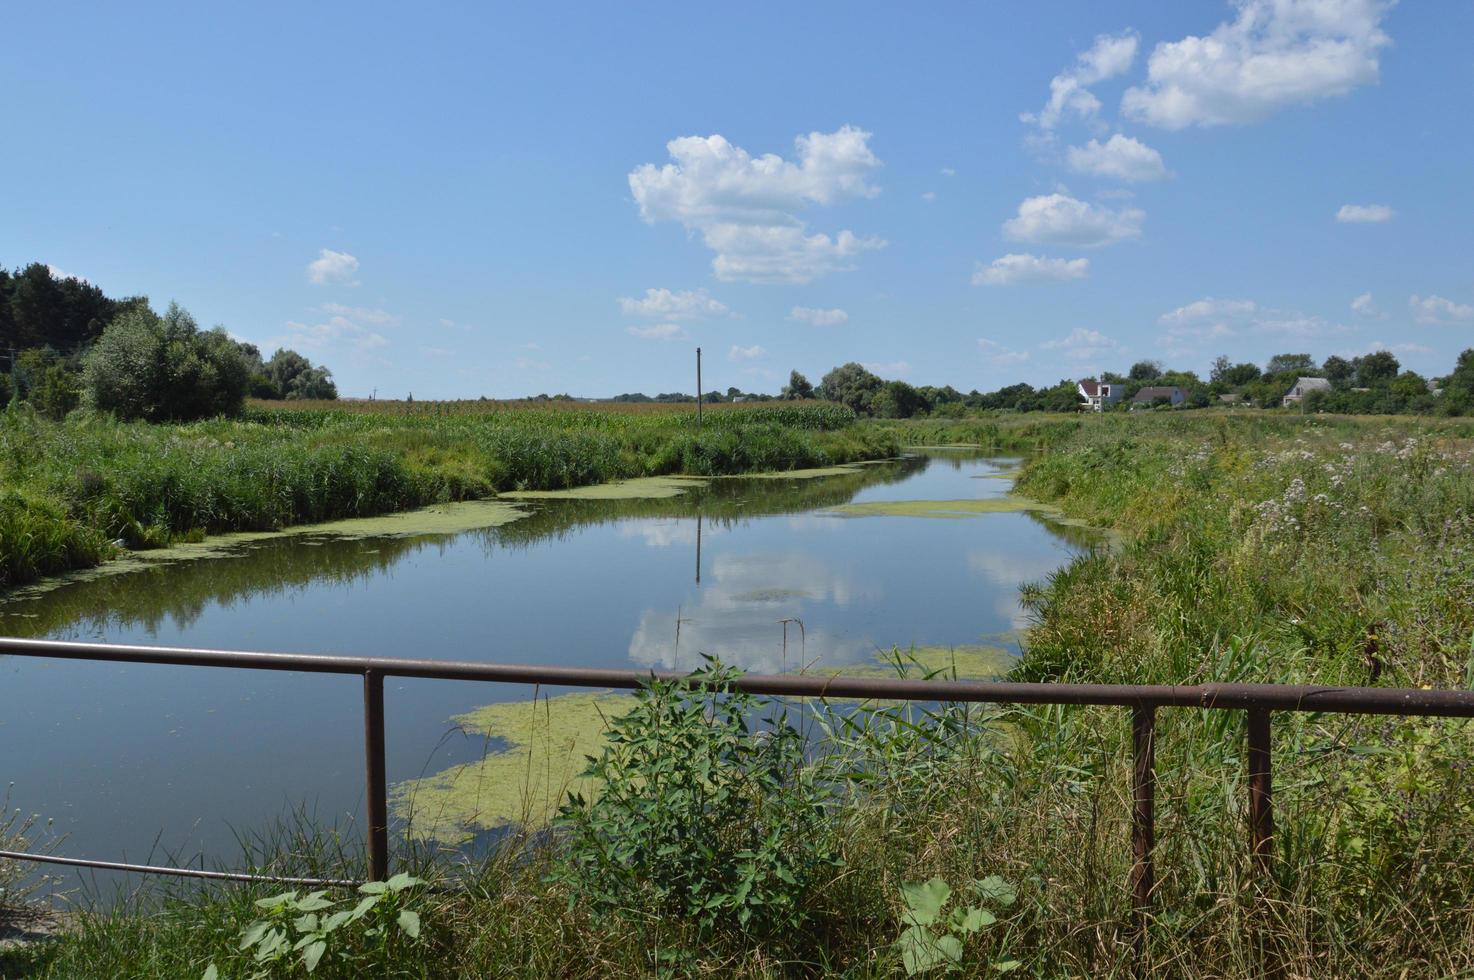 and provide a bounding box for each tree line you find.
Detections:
[0,262,337,420]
